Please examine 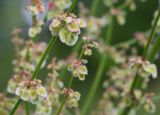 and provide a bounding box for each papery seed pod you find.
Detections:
[15,79,47,104]
[128,57,157,79]
[49,13,86,46]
